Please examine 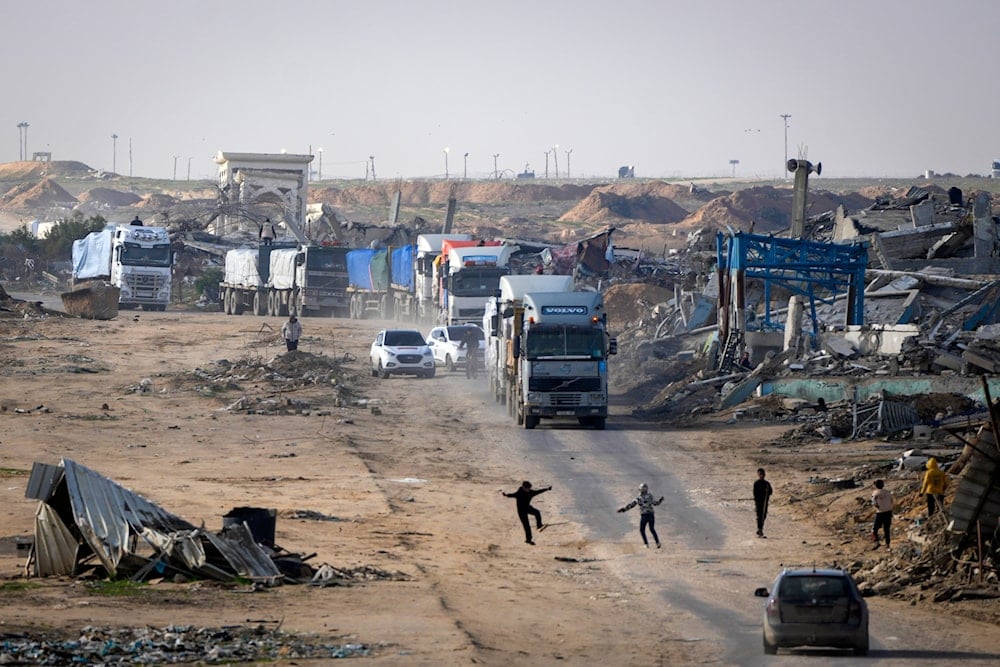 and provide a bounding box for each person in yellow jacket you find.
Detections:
[919,457,947,517]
